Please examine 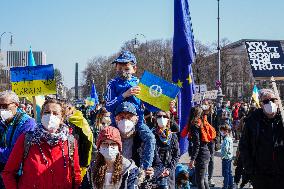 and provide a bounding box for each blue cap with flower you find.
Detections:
[112,50,137,65]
